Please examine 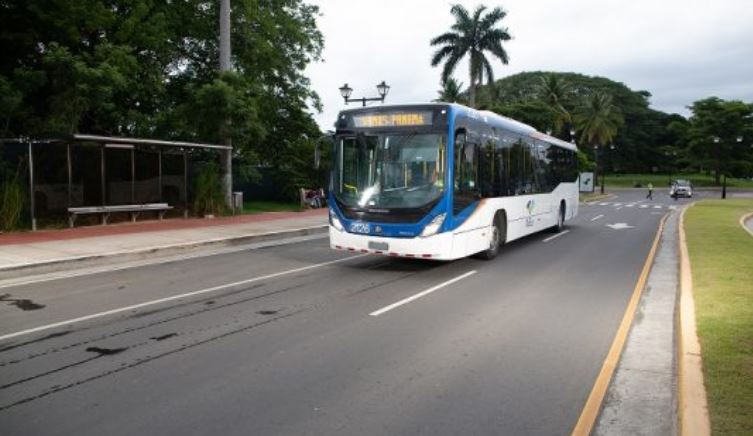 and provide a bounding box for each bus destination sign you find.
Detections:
[352,111,433,128]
